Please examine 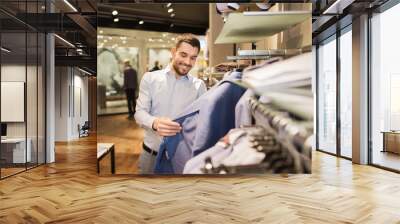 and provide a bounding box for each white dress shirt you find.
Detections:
[135,65,207,151]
